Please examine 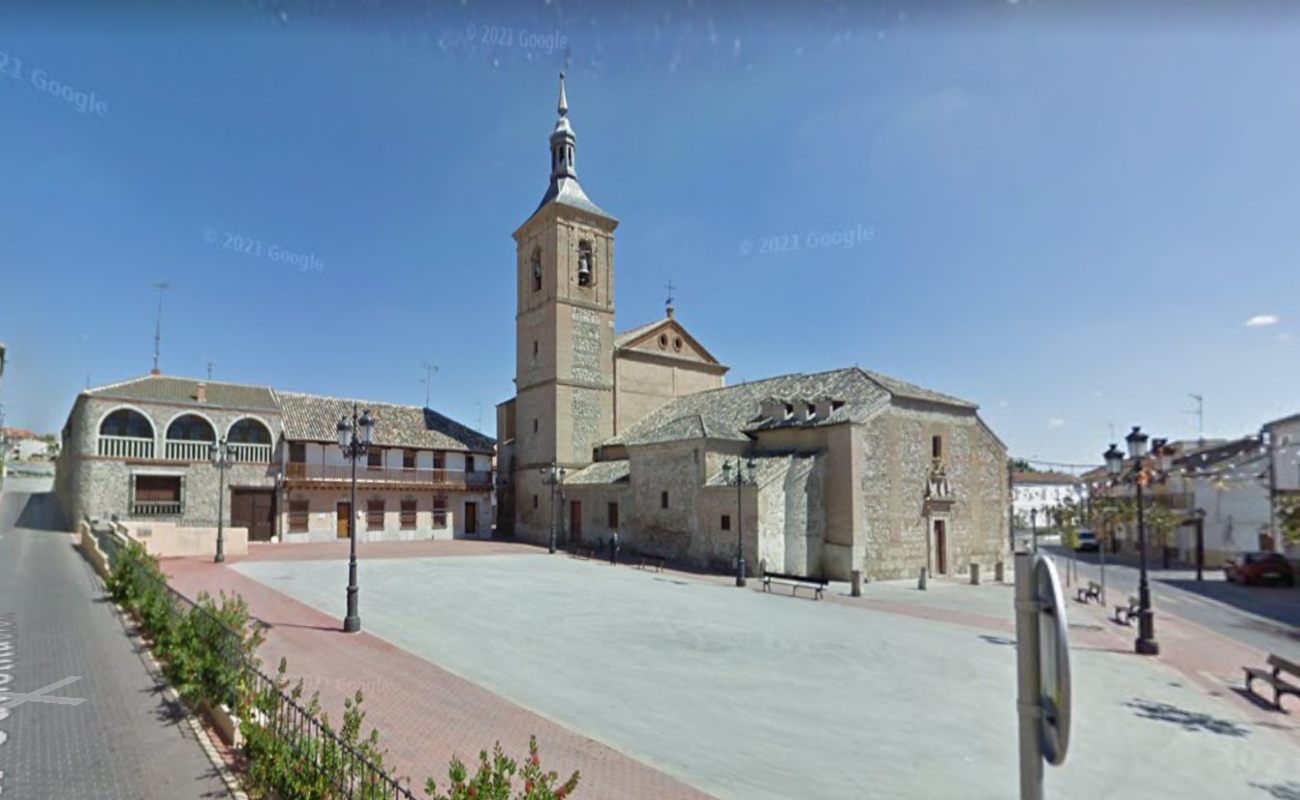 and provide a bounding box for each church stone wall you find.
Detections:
[614,354,726,436]
[858,404,1007,581]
